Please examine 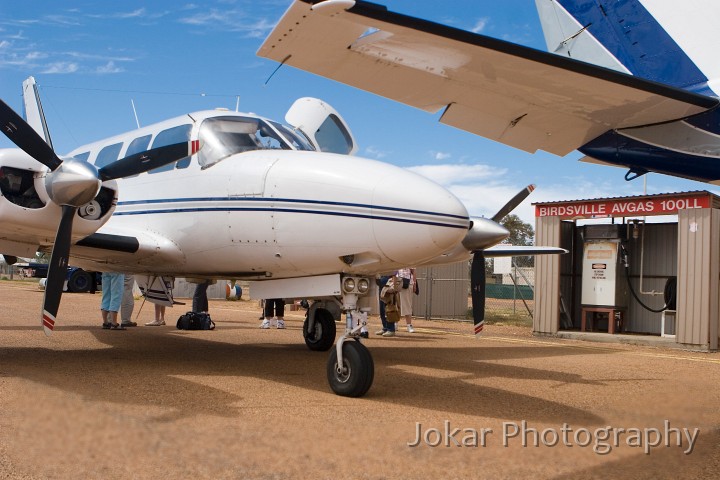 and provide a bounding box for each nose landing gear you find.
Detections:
[327,284,375,397]
[327,339,374,397]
